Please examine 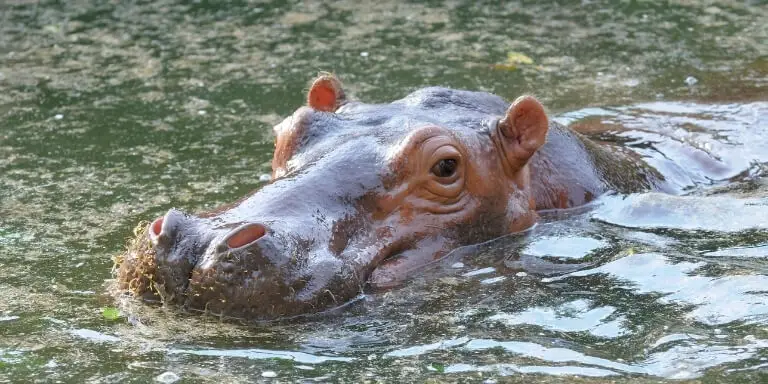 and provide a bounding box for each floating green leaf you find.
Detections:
[492,51,535,71]
[506,51,534,65]
[101,307,120,320]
